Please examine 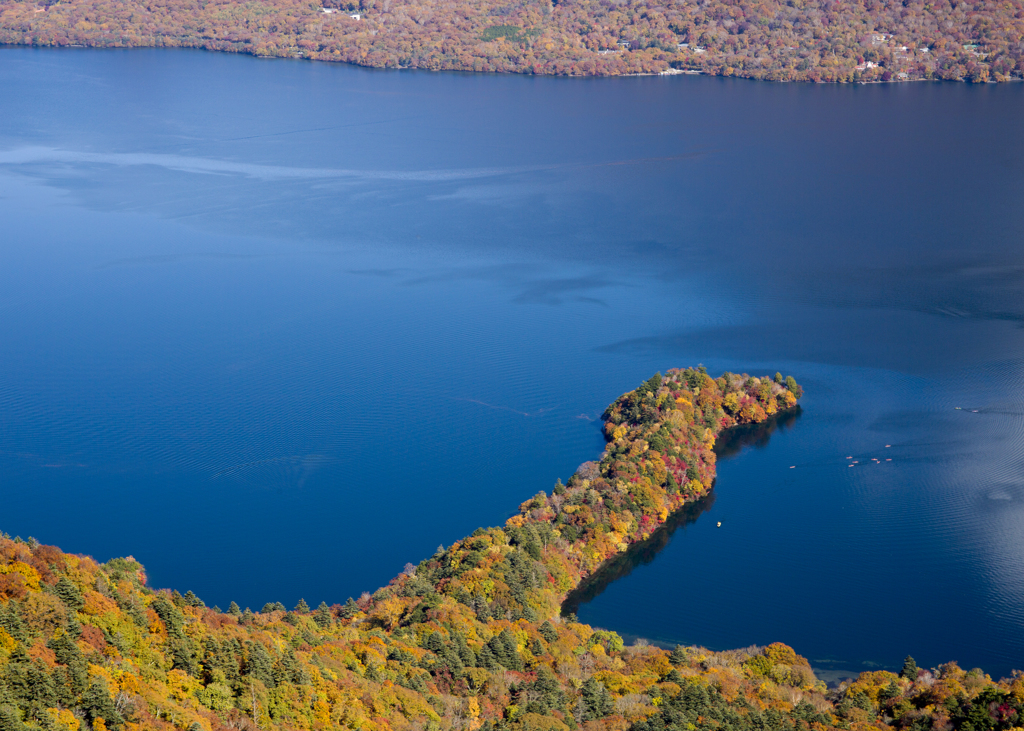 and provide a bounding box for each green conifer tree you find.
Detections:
[340,598,358,619]
[81,679,123,728]
[670,645,688,665]
[901,655,919,681]
[581,677,613,720]
[313,601,333,628]
[244,641,276,689]
[54,577,84,611]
